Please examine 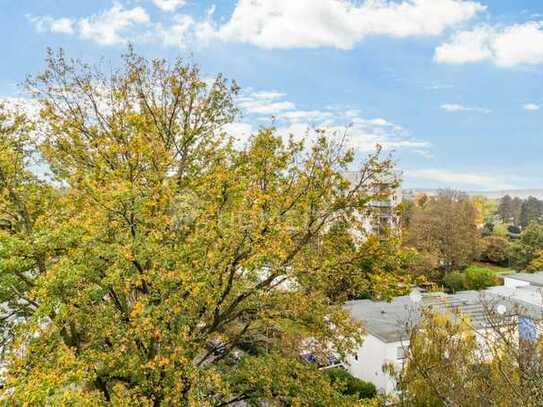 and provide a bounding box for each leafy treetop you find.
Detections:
[0,48,398,406]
